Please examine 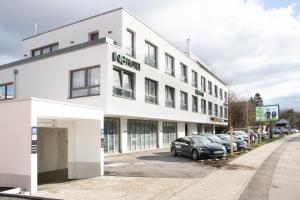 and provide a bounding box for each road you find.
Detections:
[239,134,300,200]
